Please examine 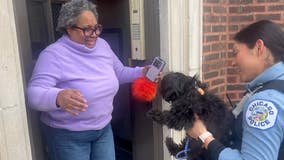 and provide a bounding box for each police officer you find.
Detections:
[188,20,284,160]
